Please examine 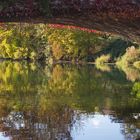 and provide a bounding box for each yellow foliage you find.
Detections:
[52,44,64,60]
